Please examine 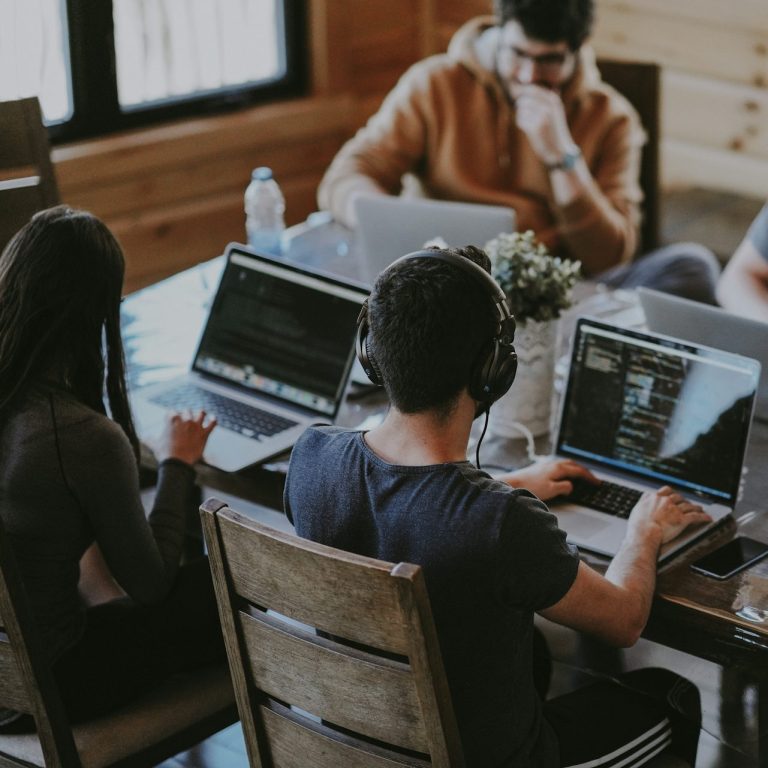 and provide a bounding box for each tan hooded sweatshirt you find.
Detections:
[318,17,645,274]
